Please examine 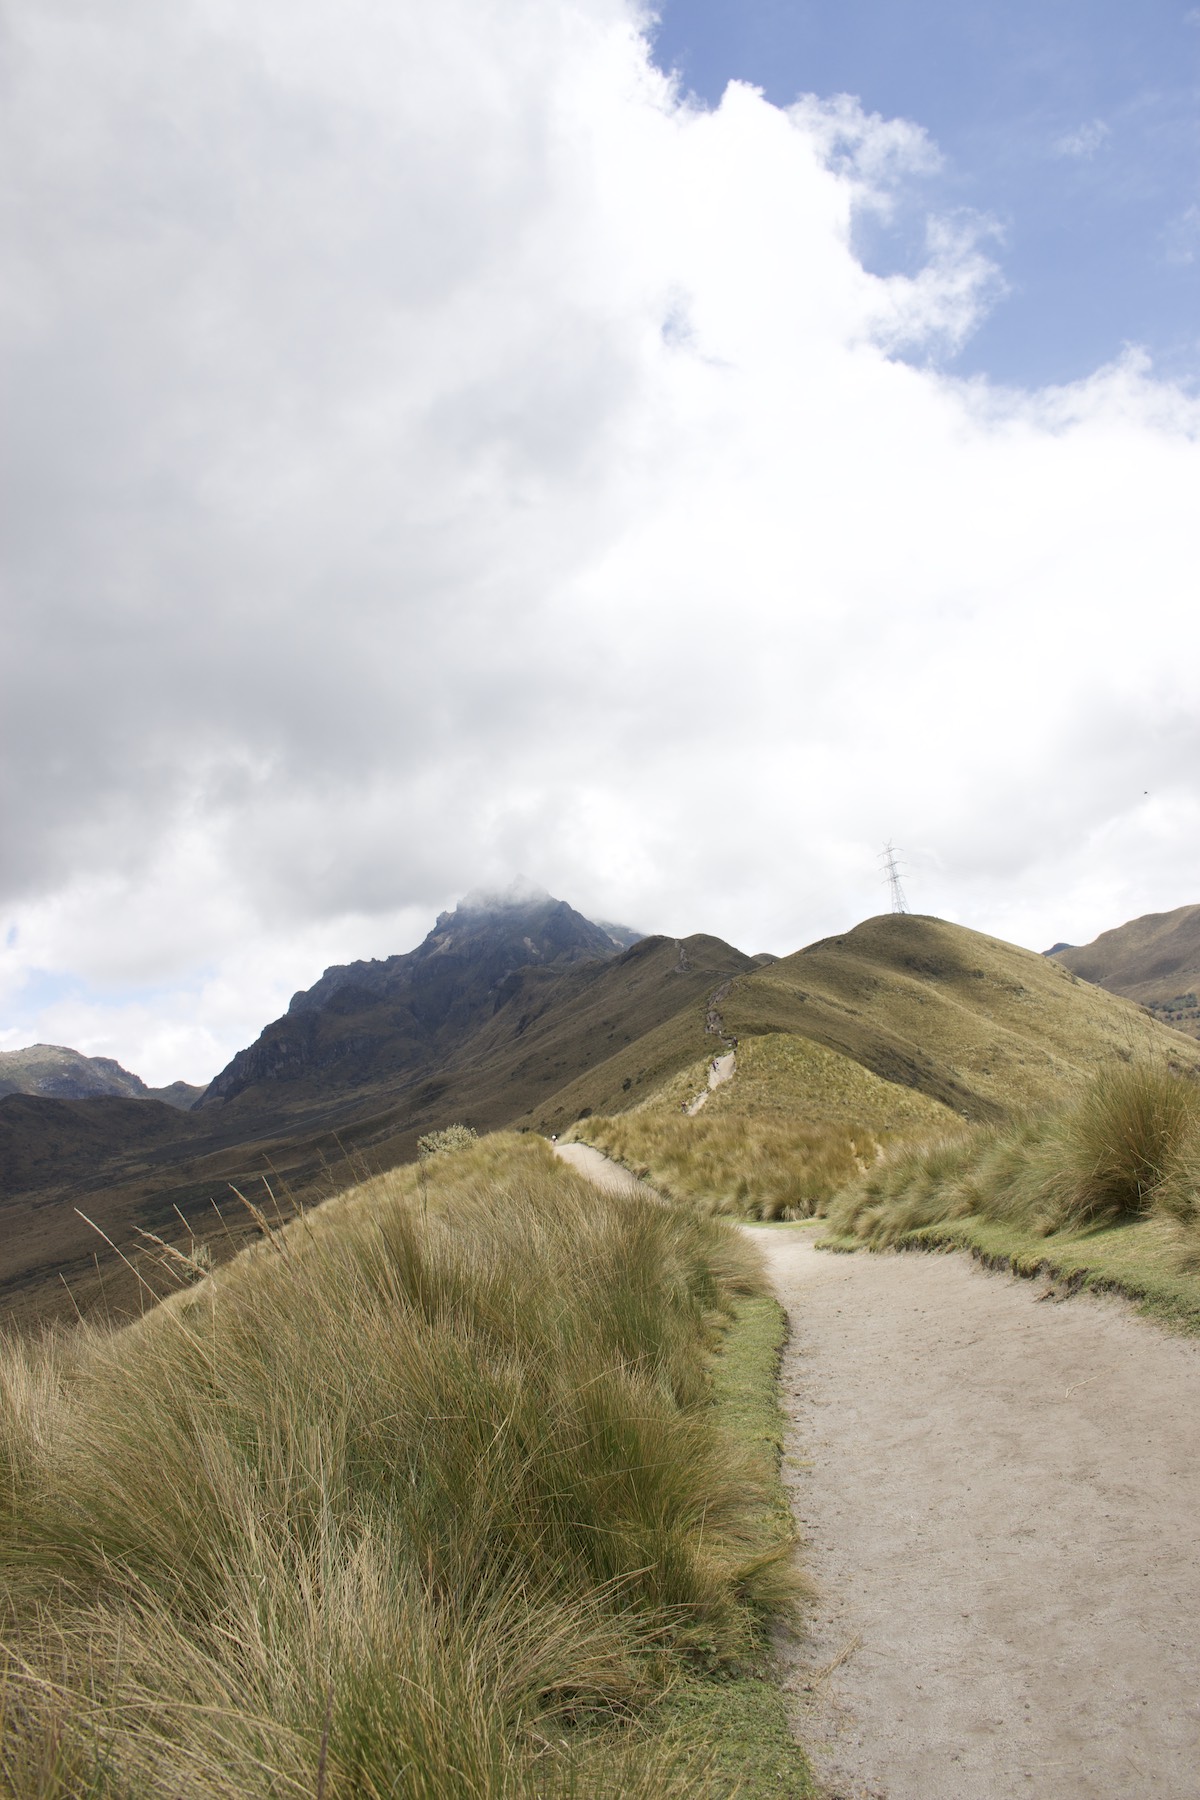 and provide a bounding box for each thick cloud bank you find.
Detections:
[2,0,1197,1081]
